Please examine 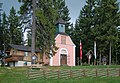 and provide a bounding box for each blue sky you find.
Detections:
[0,0,21,14]
[65,0,86,24]
[0,0,120,24]
[0,0,86,24]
